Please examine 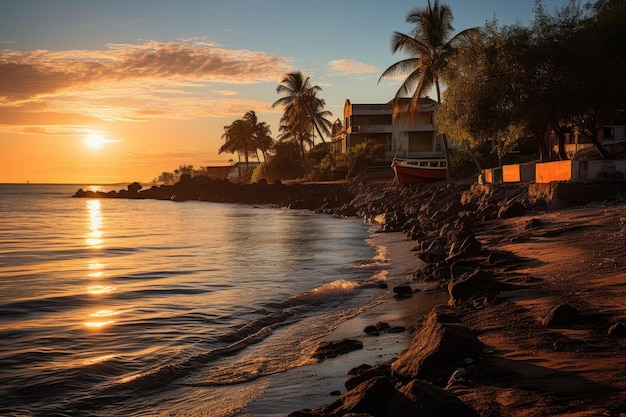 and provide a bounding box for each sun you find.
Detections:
[85,132,107,150]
